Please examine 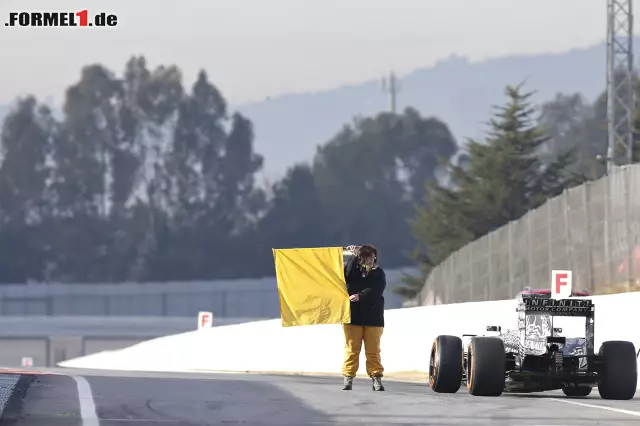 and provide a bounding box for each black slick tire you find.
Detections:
[429,335,462,393]
[597,340,637,400]
[466,337,505,396]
